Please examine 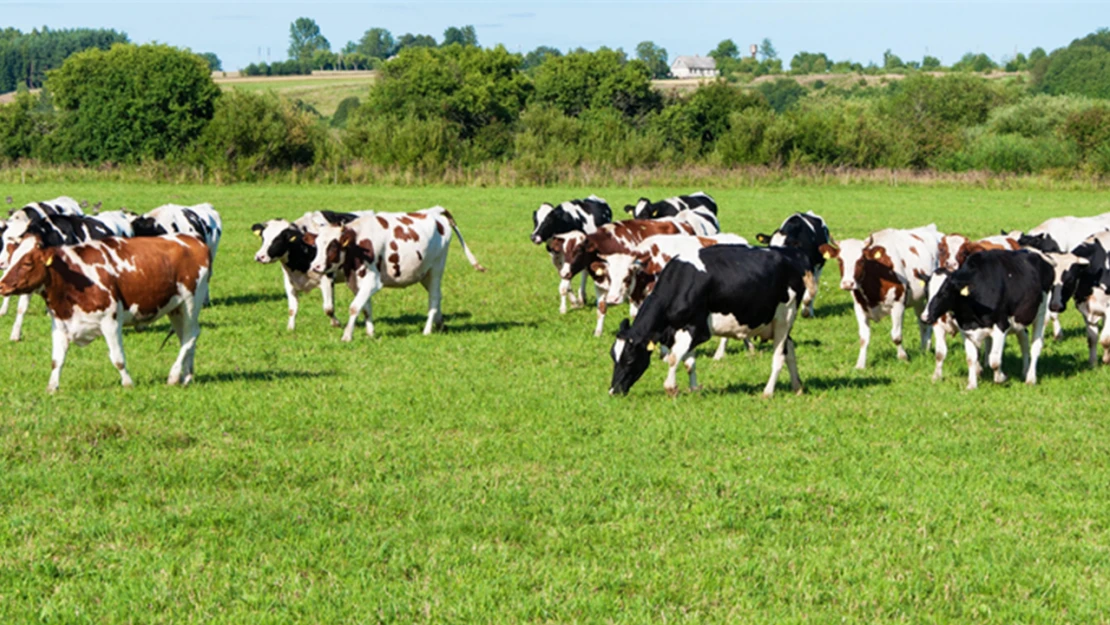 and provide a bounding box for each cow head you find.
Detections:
[1018,232,1062,254]
[531,203,557,244]
[1046,251,1090,313]
[609,318,654,396]
[252,219,302,264]
[131,215,167,238]
[602,252,654,306]
[920,267,963,326]
[546,232,586,280]
[0,218,32,271]
[0,234,50,296]
[309,226,357,275]
[938,234,968,271]
[820,239,867,291]
[623,198,651,219]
